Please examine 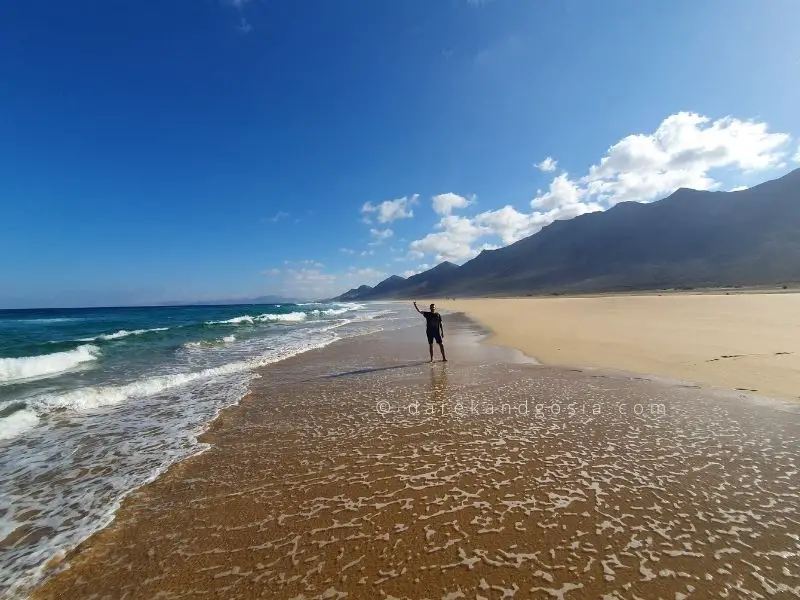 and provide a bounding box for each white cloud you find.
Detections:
[535,156,558,172]
[406,112,793,264]
[408,200,600,262]
[432,193,473,216]
[531,174,586,210]
[578,112,790,207]
[261,268,281,276]
[369,228,394,244]
[409,215,485,262]
[360,249,375,256]
[269,210,289,222]
[475,205,551,245]
[339,248,356,255]
[361,195,418,224]
[402,264,432,278]
[729,185,749,192]
[794,145,800,164]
